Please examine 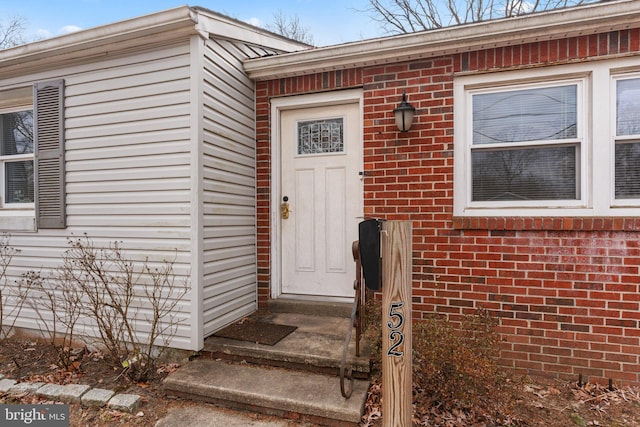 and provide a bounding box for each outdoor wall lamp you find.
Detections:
[393,90,416,132]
